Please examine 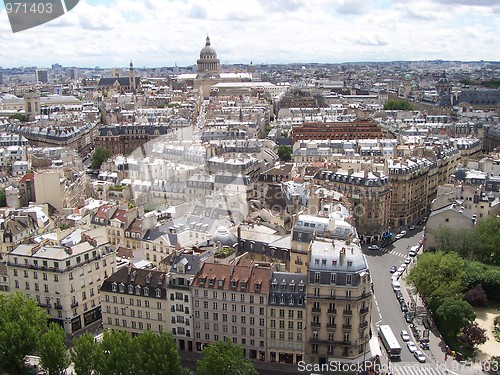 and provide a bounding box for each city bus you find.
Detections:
[378,325,402,360]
